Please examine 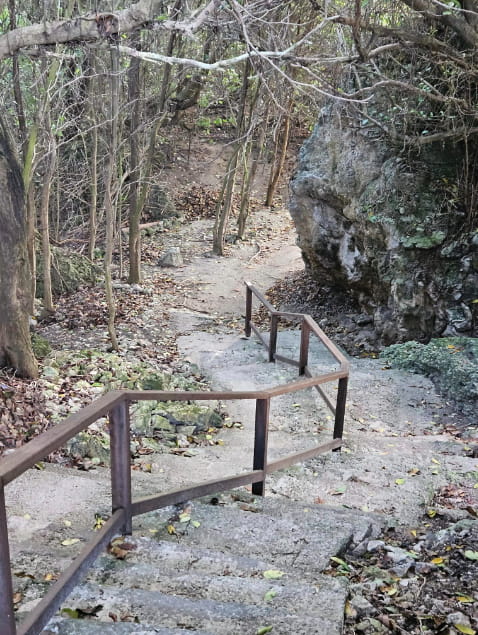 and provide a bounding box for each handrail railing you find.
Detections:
[0,283,349,635]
